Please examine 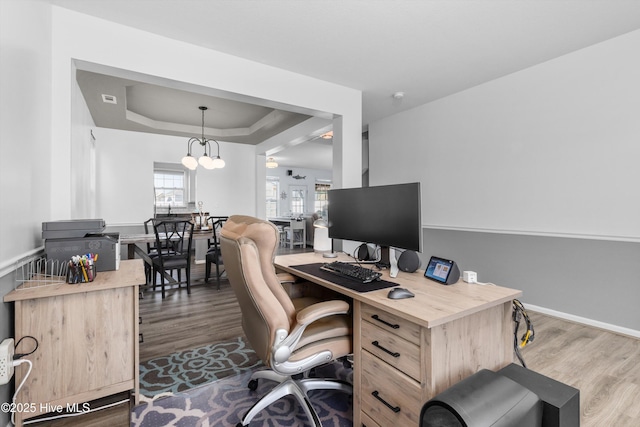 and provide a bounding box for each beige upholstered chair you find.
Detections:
[220,215,352,426]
